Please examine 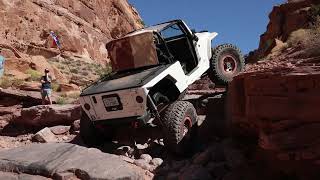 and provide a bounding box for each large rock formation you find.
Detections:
[229,2,320,177]
[247,0,320,63]
[228,68,320,179]
[0,0,143,85]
